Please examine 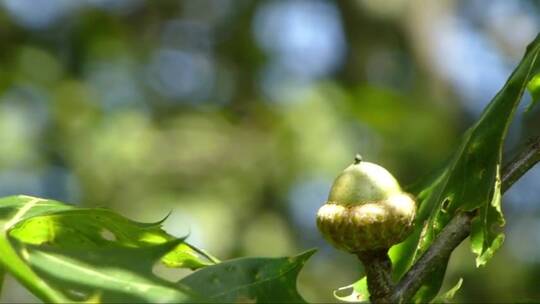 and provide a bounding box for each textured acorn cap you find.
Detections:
[317,156,416,252]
